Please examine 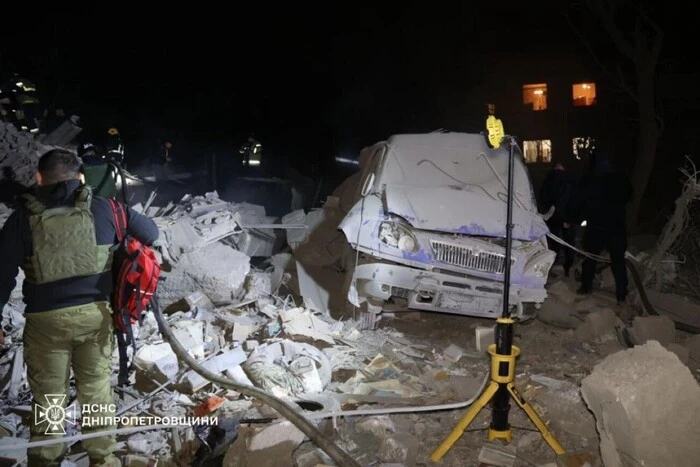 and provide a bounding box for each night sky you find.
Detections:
[1,1,696,173]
